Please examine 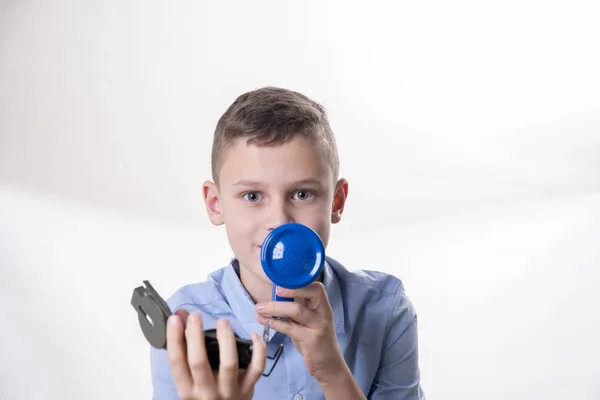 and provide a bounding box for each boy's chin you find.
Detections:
[238,260,272,284]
